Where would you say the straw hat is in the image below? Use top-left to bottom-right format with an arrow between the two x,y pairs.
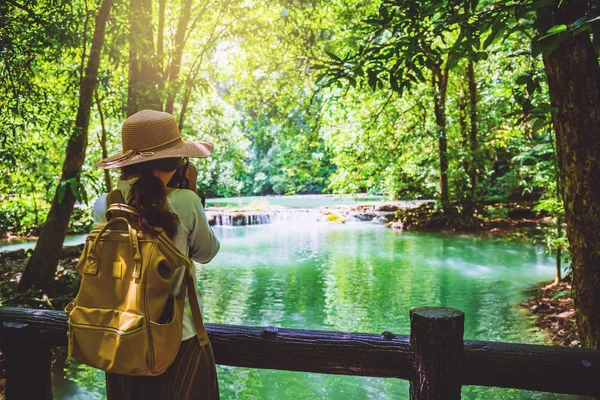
95,110 -> 213,169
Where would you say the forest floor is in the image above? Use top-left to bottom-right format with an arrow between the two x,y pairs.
519,279 -> 579,347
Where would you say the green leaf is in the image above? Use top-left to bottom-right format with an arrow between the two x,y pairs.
483,19 -> 504,49
475,51 -> 488,61
364,18 -> 385,26
532,143 -> 550,152
573,23 -> 592,36
552,291 -> 571,300
413,66 -> 425,82
522,98 -> 533,114
446,52 -> 459,70
516,74 -> 529,85
539,24 -> 567,40
69,178 -> 78,200
315,73 -> 330,86
57,180 -> 68,204
325,51 -> 341,62
368,70 -> 378,90
531,38 -> 544,58
532,118 -> 547,133
379,5 -> 389,19
390,75 -> 399,92
527,79 -> 541,95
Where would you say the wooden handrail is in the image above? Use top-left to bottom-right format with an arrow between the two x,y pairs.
1,306 -> 599,399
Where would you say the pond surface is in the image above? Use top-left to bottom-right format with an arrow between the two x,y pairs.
56,220 -> 576,399
0,234 -> 87,252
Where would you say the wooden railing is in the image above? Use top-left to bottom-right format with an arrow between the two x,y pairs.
1,306 -> 599,399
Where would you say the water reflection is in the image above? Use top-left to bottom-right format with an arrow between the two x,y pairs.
57,222 -> 576,399
199,224 -> 573,399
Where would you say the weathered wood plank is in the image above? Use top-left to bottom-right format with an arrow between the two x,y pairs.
463,339 -> 600,395
208,324 -> 413,378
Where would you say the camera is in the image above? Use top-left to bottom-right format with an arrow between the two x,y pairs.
167,157 -> 190,189
167,157 -> 206,208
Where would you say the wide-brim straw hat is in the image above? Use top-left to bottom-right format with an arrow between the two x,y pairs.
94,110 -> 213,169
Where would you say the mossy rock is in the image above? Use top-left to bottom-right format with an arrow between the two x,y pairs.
326,213 -> 347,223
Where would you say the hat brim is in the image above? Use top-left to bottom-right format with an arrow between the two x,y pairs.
94,140 -> 213,169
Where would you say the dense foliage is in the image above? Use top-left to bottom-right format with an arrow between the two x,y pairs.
1,0 -> 570,220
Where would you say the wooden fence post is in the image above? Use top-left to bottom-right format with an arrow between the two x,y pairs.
410,307 -> 464,400
2,322 -> 53,400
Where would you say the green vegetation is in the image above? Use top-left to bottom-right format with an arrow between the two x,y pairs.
1,1 -> 571,212
1,0 -> 599,348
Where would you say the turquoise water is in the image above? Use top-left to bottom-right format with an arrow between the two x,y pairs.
0,234 -> 87,252
57,221 -> 576,399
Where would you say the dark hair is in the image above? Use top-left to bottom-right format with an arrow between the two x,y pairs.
121,157 -> 183,238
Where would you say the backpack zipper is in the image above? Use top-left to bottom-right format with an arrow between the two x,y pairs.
69,321 -> 143,336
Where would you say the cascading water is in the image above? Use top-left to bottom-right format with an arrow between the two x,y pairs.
206,207 -> 397,227
206,208 -> 323,227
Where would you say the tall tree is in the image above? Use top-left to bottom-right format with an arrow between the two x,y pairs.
535,0 -> 600,347
127,0 -> 160,115
18,0 -> 114,290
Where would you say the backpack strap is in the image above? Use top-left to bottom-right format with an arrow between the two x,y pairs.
184,267 -> 210,347
106,189 -> 126,207
105,190 -> 129,221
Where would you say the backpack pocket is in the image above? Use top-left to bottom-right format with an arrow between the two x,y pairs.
148,296 -> 184,374
69,306 -> 152,375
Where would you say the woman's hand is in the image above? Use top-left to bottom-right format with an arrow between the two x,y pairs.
185,162 -> 198,194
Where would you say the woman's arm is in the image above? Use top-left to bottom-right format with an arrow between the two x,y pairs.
170,189 -> 219,264
188,194 -> 220,264
92,194 -> 108,224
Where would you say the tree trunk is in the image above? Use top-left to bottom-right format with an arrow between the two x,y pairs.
431,64 -> 451,214
95,90 -> 112,192
127,0 -> 160,116
539,1 -> 600,348
18,0 -> 113,290
464,61 -> 478,217
164,0 -> 193,115
458,87 -> 471,213
157,0 -> 165,84
555,217 -> 562,285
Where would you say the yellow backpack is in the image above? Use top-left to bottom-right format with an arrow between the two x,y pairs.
66,190 -> 208,376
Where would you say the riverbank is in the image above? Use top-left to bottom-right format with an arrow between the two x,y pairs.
0,247 -> 80,311
520,279 -> 579,347
386,201 -> 551,240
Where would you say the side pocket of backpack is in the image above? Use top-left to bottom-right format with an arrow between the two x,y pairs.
148,295 -> 184,375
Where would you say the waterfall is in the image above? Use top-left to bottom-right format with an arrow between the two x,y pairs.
207,208 -> 324,227
206,208 -> 397,227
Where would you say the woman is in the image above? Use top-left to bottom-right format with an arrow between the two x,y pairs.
93,110 -> 220,399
